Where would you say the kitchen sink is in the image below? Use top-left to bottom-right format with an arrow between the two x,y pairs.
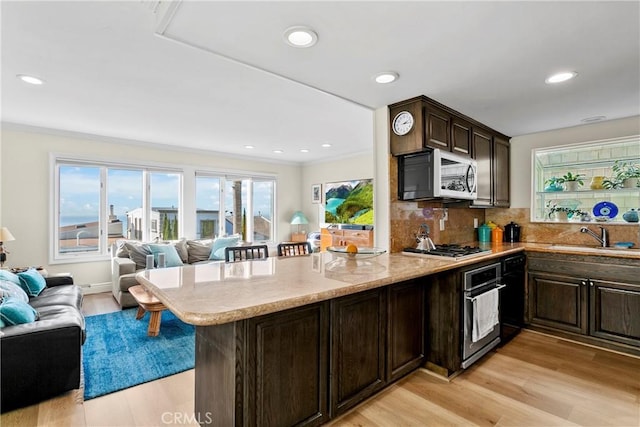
549,244 -> 640,254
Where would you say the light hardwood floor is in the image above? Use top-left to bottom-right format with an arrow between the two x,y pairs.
2,292 -> 639,426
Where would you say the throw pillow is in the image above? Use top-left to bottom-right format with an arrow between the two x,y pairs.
209,235 -> 241,261
0,297 -> 38,326
16,268 -> 47,297
124,241 -> 152,270
147,244 -> 184,268
0,270 -> 21,286
0,279 -> 29,303
186,239 -> 214,264
173,238 -> 189,263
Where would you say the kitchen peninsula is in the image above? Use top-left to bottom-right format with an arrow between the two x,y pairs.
136,245 -> 639,426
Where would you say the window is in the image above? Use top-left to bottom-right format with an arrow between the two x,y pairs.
196,173 -> 275,243
54,160 -> 182,261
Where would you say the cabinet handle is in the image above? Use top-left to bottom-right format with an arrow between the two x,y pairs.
581,280 -> 587,287
589,280 -> 594,287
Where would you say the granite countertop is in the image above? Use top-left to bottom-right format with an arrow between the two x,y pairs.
136,242 -> 638,326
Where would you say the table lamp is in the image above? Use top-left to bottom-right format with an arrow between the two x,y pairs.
290,211 -> 309,242
0,227 -> 16,268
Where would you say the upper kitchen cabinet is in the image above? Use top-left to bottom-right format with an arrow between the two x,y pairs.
470,128 -> 511,208
389,96 -> 504,158
532,136 -> 640,224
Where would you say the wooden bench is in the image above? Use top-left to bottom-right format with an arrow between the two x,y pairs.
128,285 -> 166,337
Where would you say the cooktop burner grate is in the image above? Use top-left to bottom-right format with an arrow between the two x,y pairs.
402,244 -> 490,260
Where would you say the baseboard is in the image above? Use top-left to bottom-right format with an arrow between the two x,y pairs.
79,282 -> 111,295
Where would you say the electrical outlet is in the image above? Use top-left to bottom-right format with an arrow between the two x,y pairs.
439,219 -> 446,231
474,218 -> 479,228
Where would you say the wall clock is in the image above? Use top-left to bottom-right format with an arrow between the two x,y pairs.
392,111 -> 414,136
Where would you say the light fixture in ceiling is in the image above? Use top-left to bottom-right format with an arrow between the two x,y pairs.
321,143 -> 332,148
244,145 -> 255,149
581,116 -> 607,123
300,149 -> 309,153
545,71 -> 578,84
273,149 -> 284,154
284,26 -> 318,48
17,74 -> 44,85
374,72 -> 399,84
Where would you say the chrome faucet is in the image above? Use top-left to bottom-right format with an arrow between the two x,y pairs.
580,226 -> 609,247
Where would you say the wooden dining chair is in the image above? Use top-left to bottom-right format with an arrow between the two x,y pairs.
277,242 -> 312,257
224,245 -> 269,262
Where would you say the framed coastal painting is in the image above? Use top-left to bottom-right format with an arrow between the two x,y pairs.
312,184 -> 322,204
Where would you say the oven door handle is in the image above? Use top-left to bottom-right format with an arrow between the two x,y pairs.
465,283 -> 506,301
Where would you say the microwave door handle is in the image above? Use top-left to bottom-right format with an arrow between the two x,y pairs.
466,164 -> 478,193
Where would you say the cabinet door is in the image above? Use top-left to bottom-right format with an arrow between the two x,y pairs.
528,272 -> 588,334
493,136 -> 510,207
450,117 -> 471,156
590,279 -> 640,347
387,280 -> 425,382
389,99 -> 424,156
425,106 -> 451,150
331,289 -> 386,416
341,230 -> 373,248
471,128 -> 493,207
246,303 -> 329,427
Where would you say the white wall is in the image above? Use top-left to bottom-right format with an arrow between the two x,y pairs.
510,116 -> 640,208
0,127 -> 302,287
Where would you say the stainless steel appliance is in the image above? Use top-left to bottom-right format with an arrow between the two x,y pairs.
462,262 -> 503,368
402,244 -> 491,261
398,148 -> 478,201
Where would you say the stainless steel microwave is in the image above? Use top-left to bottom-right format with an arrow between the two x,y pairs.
398,148 -> 478,201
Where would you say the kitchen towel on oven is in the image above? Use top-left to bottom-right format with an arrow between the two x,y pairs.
472,288 -> 499,342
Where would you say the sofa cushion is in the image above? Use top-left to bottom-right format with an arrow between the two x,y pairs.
17,268 -> 46,297
0,280 -> 29,303
0,297 -> 38,326
173,238 -> 188,263
30,285 -> 83,311
0,270 -> 21,286
124,241 -> 152,270
209,235 -> 242,260
148,243 -> 184,267
187,239 -> 214,263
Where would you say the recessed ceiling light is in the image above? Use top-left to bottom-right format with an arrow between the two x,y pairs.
581,116 -> 606,123
284,26 -> 318,48
273,149 -> 284,154
244,145 -> 255,149
545,71 -> 577,84
17,74 -> 44,85
374,72 -> 399,84
321,143 -> 332,148
300,149 -> 310,153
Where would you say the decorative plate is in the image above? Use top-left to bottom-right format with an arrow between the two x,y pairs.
592,201 -> 618,219
327,246 -> 386,259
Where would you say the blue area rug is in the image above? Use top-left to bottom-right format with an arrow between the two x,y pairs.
82,308 -> 195,400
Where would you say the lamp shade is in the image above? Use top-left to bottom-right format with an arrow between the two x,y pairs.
290,211 -> 309,225
0,227 -> 15,242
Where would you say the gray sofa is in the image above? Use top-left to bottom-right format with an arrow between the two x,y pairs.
111,237 -> 240,308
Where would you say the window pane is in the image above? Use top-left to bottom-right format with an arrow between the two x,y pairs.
150,172 -> 181,240
196,176 -> 221,239
108,169 -> 142,243
253,180 -> 274,242
58,165 -> 100,254
225,179 -> 247,238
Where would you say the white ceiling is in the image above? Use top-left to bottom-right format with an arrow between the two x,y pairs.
2,1 -> 639,164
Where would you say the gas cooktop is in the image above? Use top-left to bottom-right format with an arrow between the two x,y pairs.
402,244 -> 491,261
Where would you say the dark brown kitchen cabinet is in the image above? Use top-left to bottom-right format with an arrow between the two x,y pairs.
527,271 -> 588,334
387,280 -> 426,382
471,128 -> 511,207
330,289 -> 386,417
245,302 -> 329,427
526,252 -> 640,355
424,106 -> 451,150
590,279 -> 640,347
450,117 -> 472,156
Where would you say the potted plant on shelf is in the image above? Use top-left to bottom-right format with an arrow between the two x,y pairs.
546,201 -> 584,222
558,172 -> 585,191
544,177 -> 564,192
603,160 -> 640,189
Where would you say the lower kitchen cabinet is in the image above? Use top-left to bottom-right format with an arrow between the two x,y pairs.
387,279 -> 426,382
330,288 -> 386,417
246,302 -> 330,427
526,252 -> 640,354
